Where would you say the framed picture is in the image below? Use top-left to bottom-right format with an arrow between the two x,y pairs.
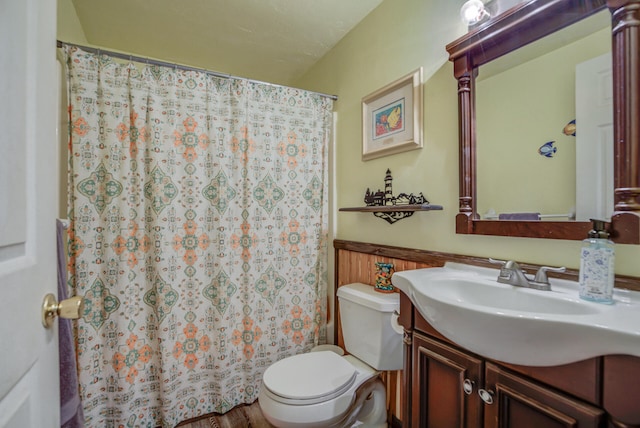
362,68 -> 423,161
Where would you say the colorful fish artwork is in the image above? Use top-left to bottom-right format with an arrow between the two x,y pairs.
374,99 -> 405,139
563,119 -> 576,136
538,141 -> 557,158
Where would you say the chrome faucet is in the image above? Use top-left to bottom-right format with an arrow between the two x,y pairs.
489,259 -> 565,291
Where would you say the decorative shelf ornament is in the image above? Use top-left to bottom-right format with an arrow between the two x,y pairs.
339,169 -> 443,224
374,262 -> 395,292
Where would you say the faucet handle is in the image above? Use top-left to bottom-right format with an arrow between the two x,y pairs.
533,266 -> 566,284
489,258 -> 523,271
490,259 -> 523,282
503,260 -> 522,270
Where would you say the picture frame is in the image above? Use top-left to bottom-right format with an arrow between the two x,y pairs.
362,68 -> 423,161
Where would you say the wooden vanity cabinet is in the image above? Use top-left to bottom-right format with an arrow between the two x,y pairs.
401,293 -> 609,428
410,332 -> 604,428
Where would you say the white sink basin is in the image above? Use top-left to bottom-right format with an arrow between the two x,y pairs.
392,262 -> 640,366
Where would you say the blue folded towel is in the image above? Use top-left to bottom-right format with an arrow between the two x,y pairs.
498,213 -> 541,220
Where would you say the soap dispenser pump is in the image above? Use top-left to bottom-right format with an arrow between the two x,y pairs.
579,219 -> 615,304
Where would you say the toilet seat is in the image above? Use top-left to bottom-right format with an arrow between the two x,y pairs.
262,351 -> 357,405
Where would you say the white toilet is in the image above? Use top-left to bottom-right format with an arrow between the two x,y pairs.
258,283 -> 403,427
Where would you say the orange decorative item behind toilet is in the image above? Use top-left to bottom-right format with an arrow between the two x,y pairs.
374,262 -> 395,293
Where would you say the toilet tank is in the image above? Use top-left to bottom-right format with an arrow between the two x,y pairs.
337,283 -> 403,371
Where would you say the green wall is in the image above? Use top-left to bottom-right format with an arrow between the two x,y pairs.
295,0 -> 640,277
57,0 -> 87,44
57,0 -> 640,276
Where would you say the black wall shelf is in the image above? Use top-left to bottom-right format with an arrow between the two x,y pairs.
339,204 -> 443,224
339,204 -> 443,213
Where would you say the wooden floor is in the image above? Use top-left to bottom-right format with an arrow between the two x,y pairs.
176,401 -> 275,428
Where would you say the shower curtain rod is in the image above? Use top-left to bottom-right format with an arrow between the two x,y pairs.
57,40 -> 338,101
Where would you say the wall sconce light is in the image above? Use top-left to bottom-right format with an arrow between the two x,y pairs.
460,0 -> 490,26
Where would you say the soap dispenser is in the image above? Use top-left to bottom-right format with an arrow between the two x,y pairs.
579,219 -> 615,304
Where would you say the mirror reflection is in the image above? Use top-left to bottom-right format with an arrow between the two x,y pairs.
475,10 -> 611,222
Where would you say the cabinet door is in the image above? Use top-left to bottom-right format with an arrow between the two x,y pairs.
412,333 -> 484,428
484,363 -> 605,428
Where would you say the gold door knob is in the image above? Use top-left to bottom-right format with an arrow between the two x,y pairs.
41,293 -> 85,328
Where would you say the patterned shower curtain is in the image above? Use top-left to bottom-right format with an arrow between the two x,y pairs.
63,46 -> 332,428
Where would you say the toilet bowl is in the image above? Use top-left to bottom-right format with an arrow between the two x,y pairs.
259,352 -> 385,427
259,283 -> 403,428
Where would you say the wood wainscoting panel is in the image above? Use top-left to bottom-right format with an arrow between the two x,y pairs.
334,241 -> 441,425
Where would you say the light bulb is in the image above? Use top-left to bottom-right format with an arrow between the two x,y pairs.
460,0 -> 489,26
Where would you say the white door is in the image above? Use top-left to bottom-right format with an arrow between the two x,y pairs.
0,0 -> 60,426
575,52 -> 614,222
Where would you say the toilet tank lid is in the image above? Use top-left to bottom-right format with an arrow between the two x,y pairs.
337,283 -> 399,312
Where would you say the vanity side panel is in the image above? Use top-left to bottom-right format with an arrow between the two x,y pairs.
603,355 -> 640,426
399,293 -> 414,428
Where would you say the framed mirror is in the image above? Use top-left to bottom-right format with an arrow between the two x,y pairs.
446,0 -> 640,243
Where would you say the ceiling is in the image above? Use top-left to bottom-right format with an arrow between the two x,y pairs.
70,0 -> 385,86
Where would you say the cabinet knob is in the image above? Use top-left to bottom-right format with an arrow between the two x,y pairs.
478,388 -> 494,404
463,378 -> 475,395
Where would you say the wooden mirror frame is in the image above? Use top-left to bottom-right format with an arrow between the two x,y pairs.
446,0 -> 640,243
